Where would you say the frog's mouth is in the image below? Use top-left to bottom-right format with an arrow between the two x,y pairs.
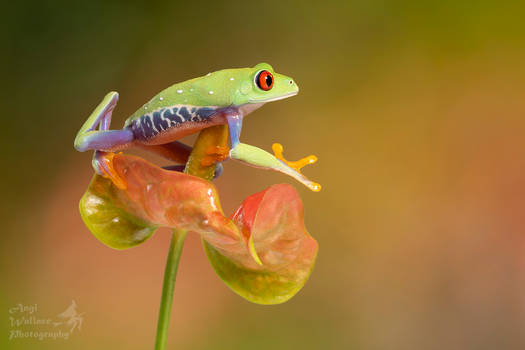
248,91 -> 298,103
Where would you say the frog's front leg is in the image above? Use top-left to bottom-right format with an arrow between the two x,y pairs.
196,108 -> 241,168
74,92 -> 134,189
226,112 -> 321,192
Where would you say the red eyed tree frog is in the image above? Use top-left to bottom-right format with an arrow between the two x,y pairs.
74,63 -> 320,191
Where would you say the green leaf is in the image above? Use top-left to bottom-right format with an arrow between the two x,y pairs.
79,174 -> 158,249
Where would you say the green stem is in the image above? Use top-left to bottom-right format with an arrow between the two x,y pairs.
154,229 -> 187,350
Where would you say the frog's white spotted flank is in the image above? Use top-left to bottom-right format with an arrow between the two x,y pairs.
177,89 -> 183,94
130,105 -> 219,141
230,77 -> 234,81
209,91 -> 214,95
159,97 -> 164,101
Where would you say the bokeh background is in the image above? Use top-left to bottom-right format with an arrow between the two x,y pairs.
3,0 -> 525,349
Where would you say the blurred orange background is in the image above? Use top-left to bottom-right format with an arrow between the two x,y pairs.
3,1 -> 525,349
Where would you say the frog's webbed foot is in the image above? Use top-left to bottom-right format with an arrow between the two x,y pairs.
229,143 -> 322,192
272,143 -> 318,174
271,143 -> 321,192
93,151 -> 128,190
201,145 -> 230,167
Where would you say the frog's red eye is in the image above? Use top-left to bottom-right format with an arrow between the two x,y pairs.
256,70 -> 274,91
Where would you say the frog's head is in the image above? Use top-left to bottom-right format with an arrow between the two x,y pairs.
232,63 -> 299,107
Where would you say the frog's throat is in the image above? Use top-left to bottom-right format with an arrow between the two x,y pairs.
238,102 -> 264,116
247,91 -> 298,103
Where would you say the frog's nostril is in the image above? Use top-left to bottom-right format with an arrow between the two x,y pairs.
289,80 -> 293,85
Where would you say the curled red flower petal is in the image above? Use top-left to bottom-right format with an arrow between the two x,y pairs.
80,153 -> 318,304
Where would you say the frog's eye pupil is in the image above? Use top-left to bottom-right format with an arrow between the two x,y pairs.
265,75 -> 273,87
256,70 -> 274,91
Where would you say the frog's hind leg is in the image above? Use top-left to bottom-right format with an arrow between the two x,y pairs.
74,92 -> 134,189
137,141 -> 192,164
74,92 -> 134,152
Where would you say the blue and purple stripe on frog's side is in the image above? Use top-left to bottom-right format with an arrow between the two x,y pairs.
126,105 -> 217,140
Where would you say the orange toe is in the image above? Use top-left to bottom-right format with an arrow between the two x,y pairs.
201,145 -> 230,167
100,152 -> 128,190
272,143 -> 318,174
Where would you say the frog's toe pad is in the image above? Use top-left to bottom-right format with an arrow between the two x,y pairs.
272,143 -> 318,173
93,151 -> 128,190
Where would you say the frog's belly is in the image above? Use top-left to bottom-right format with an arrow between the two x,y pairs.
127,106 -> 227,145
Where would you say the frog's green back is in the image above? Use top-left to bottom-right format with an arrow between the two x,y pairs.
127,67 -> 251,122
126,63 -> 298,124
